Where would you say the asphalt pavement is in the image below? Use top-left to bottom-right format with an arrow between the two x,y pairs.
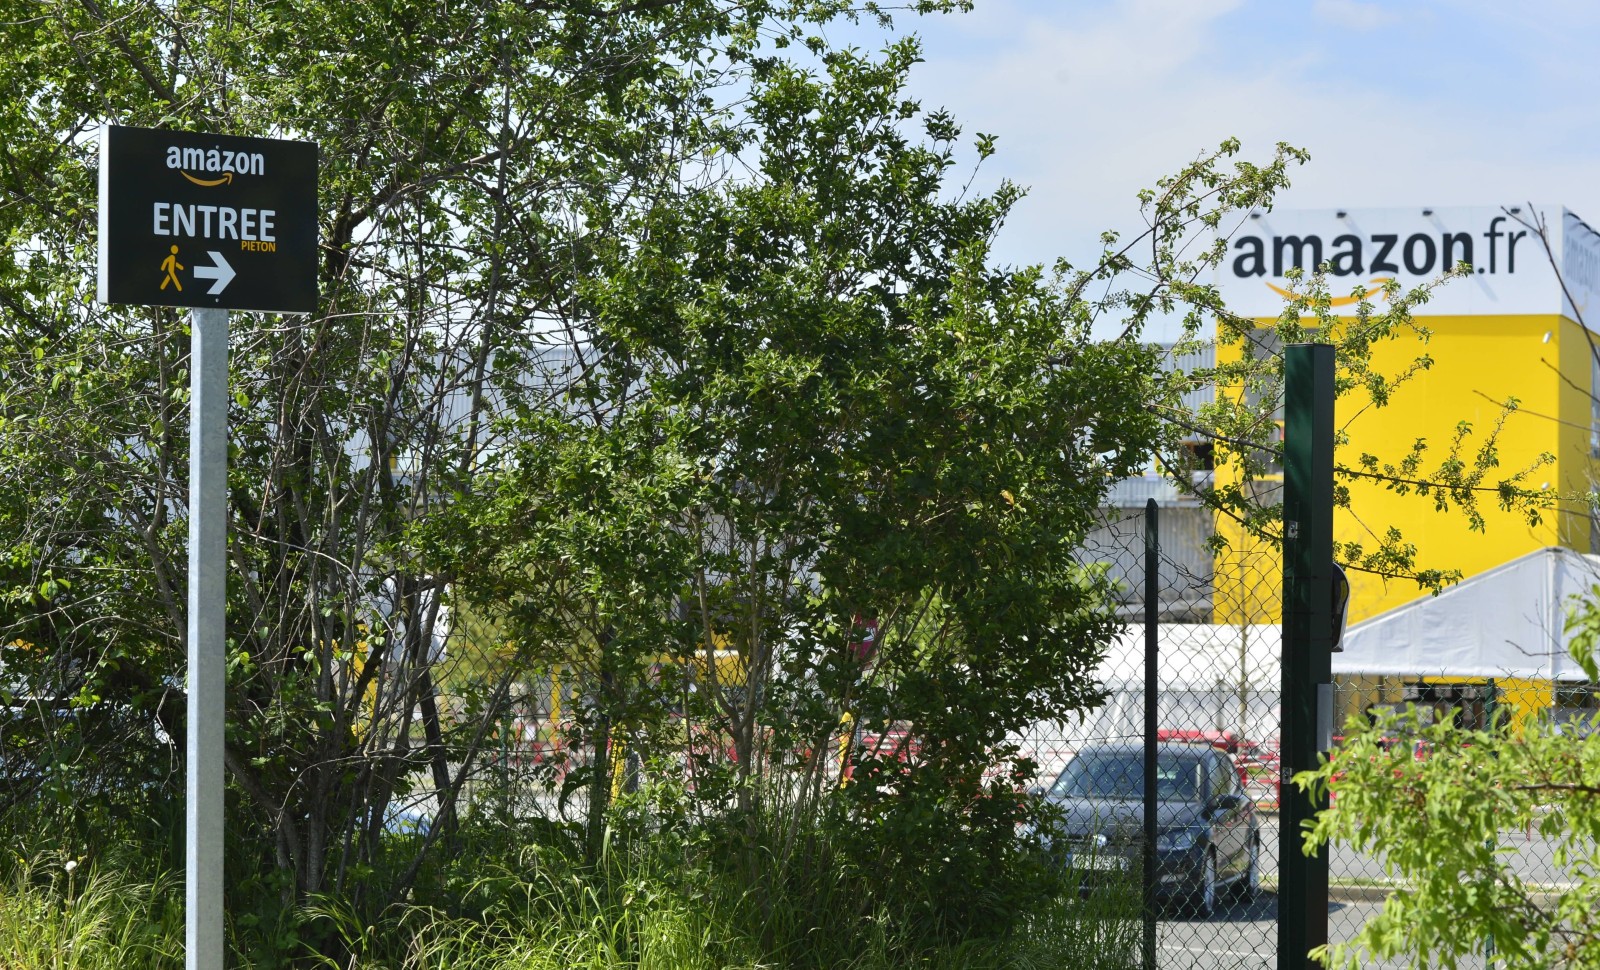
1147,815 -> 1573,970
1256,814 -> 1574,890
1157,895 -> 1415,970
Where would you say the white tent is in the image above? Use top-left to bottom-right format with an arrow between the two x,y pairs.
1018,549 -> 1600,778
1335,546 -> 1598,681
1017,624 -> 1283,780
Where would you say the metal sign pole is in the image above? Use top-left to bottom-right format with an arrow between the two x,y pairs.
1278,342 -> 1334,970
97,123 -> 315,969
186,306 -> 228,970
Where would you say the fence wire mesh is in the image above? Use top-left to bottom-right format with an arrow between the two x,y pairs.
1013,488 -> 1283,970
1022,484 -> 1594,970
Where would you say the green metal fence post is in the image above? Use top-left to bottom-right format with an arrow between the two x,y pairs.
1143,498 -> 1159,970
1279,343 -> 1334,970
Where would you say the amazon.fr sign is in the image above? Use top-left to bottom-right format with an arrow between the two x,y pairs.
97,125 -> 318,314
1216,205 -> 1600,320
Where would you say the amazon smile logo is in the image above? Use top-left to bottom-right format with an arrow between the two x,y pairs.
181,170 -> 234,186
1264,277 -> 1393,306
166,145 -> 264,185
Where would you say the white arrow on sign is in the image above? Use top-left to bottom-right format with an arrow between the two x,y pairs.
193,251 -> 235,296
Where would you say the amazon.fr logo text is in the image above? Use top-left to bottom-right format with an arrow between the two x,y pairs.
1232,216 -> 1530,281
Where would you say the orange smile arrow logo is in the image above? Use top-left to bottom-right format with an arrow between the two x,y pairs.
180,170 -> 233,187
1265,277 -> 1392,307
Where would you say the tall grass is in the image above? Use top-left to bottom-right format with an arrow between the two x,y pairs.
1019,874 -> 1145,970
0,835 -> 1141,970
305,822 -> 1144,970
0,855 -> 181,970
298,839 -> 760,970
400,881 -> 1142,970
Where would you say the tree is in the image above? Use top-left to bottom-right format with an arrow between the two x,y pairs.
1299,689 -> 1600,970
0,0 -> 1306,945
436,41 -> 1319,939
7,0 -> 1484,961
0,0 -> 975,936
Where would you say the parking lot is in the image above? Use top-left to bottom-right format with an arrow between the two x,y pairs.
1149,813 -> 1571,970
1160,895 -> 1419,970
1257,814 -> 1572,891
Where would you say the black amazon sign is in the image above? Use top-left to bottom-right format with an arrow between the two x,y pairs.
96,125 -> 318,314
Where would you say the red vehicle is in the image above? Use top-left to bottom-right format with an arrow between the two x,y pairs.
842,720 -> 921,782
1155,728 -> 1239,753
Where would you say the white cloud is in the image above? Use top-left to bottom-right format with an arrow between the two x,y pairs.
1312,0 -> 1399,31
907,2 -> 1319,263
905,1 -> 1600,295
871,0 -> 1600,340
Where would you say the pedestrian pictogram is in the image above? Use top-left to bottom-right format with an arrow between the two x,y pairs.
161,245 -> 184,291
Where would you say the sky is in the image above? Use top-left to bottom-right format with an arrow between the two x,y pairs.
823,0 -> 1600,337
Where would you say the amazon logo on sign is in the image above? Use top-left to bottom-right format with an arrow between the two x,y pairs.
1232,216 -> 1532,290
1264,277 -> 1393,307
166,145 -> 264,185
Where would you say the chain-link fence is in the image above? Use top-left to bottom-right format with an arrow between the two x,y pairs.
1013,484 -> 1283,970
408,477 -> 1283,970
1018,482 -> 1600,970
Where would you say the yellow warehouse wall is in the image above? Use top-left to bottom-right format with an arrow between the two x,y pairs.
1215,312 -> 1598,627
1557,315 -> 1600,550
